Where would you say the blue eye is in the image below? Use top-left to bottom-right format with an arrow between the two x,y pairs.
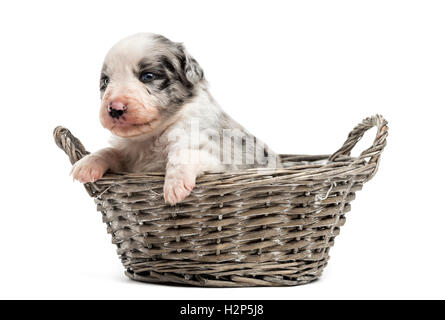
140,72 -> 155,83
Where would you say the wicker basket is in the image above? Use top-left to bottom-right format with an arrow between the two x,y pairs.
54,115 -> 388,287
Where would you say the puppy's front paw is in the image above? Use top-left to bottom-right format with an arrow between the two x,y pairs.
164,176 -> 196,205
71,155 -> 108,183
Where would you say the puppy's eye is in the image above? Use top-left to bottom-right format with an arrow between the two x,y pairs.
140,72 -> 155,83
100,76 -> 109,90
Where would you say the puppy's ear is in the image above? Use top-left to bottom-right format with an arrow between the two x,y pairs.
177,43 -> 204,85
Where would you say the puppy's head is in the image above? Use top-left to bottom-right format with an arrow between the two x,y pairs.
99,33 -> 205,137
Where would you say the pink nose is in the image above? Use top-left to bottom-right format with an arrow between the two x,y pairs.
108,100 -> 128,119
108,101 -> 128,111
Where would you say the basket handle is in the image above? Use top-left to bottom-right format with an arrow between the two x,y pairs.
54,126 -> 98,197
329,115 -> 388,167
53,126 -> 89,164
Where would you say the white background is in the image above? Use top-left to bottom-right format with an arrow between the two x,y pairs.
0,0 -> 444,300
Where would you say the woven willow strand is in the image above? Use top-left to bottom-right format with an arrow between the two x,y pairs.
54,115 -> 388,287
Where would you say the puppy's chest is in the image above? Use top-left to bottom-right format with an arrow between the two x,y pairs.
120,137 -> 168,173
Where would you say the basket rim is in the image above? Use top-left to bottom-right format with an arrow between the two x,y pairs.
92,154 -> 364,180
54,115 -> 388,195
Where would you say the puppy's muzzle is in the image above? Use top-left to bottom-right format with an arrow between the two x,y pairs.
108,101 -> 128,119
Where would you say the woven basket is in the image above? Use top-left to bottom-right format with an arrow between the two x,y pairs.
54,115 -> 388,287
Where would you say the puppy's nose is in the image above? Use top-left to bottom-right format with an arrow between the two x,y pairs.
108,101 -> 128,119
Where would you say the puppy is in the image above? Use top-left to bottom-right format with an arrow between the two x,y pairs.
71,33 -> 281,205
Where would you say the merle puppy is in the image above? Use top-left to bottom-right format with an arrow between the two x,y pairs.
71,33 -> 280,204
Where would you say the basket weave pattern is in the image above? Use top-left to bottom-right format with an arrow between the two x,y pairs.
54,115 -> 388,287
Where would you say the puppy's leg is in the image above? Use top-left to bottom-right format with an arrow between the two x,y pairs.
164,164 -> 197,205
163,149 -> 220,205
71,148 -> 122,183
163,148 -> 200,205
